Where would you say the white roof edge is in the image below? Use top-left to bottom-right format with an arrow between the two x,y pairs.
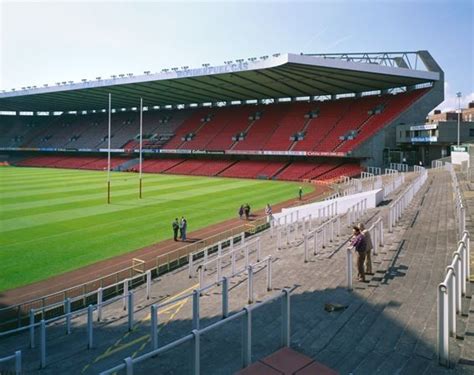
287,53 -> 440,81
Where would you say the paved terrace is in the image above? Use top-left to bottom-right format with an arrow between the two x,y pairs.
0,169 -> 467,374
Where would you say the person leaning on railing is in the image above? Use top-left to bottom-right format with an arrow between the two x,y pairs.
348,226 -> 367,282
358,222 -> 373,275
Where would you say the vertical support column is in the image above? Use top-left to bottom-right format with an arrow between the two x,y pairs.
87,305 -> 93,349
217,258 -> 222,284
151,304 -> 158,350
123,278 -> 129,310
242,307 -> 252,368
188,253 -> 194,278
128,292 -> 134,331
267,257 -> 273,291
257,238 -> 261,262
304,235 -> 308,263
222,277 -> 229,318
245,247 -> 249,269
281,289 -> 290,347
65,298 -> 71,335
277,229 -> 282,250
218,242 -> 222,257
193,289 -> 200,330
198,266 -> 204,290
146,270 -> 152,300
231,251 -> 236,275
247,266 -> 254,304
204,249 -> 208,268
125,357 -> 133,375
456,259 -> 462,313
347,248 -> 353,291
29,309 -> 35,348
192,330 -> 200,375
14,351 -> 21,375
97,287 -> 103,322
448,271 -> 456,336
40,320 -> 46,368
241,232 -> 245,245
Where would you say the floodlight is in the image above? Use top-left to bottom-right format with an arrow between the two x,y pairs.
21,87 -> 26,90
248,57 -> 257,62
27,86 -> 31,89
260,56 -> 268,60
81,79 -> 87,82
68,81 -> 73,84
111,75 -> 117,79
119,74 -> 125,78
33,85 -> 37,88
62,81 -> 67,85
273,53 -> 280,57
127,73 -> 133,77
43,84 -> 49,87
171,67 -> 179,71
144,71 -> 151,75
96,77 -> 101,80
56,82 -> 61,86
236,59 -> 244,63
202,63 -> 210,67
162,69 -> 169,73
11,88 -> 15,91
181,66 -> 189,70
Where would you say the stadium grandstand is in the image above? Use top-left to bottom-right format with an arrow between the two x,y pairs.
0,51 -> 443,181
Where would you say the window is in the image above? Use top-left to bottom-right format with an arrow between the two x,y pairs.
469,128 -> 474,137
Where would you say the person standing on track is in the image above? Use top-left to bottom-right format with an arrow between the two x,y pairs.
181,216 -> 187,241
265,203 -> 273,221
358,222 -> 373,275
299,186 -> 303,200
172,218 -> 179,241
239,205 -> 244,219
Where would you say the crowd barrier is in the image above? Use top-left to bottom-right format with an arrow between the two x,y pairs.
367,166 -> 382,175
438,231 -> 470,366
389,163 -> 409,172
100,289 -> 291,375
383,173 -> 405,199
388,168 -> 427,232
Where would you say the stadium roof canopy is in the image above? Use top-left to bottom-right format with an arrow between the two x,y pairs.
0,51 -> 440,113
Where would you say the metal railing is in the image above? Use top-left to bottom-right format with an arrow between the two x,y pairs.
389,162 -> 409,172
438,231 -> 470,366
0,222 -> 264,332
0,350 -> 21,375
367,166 -> 382,175
388,168 -> 427,232
100,288 -> 291,375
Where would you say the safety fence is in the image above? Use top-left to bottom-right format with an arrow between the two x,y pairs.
389,162 -> 409,172
383,173 -> 406,199
0,221 -> 267,333
367,166 -> 382,175
99,288 -> 291,375
438,231 -> 470,366
432,160 -> 445,169
388,168 -> 428,232
0,350 -> 21,375
275,200 -> 338,226
302,215 -> 343,262
0,246 -> 274,370
346,217 -> 385,291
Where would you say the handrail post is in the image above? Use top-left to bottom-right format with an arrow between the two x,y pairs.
40,319 -> 46,368
438,284 -> 449,366
87,305 -> 94,349
281,289 -> 290,347
277,228 -> 282,250
151,304 -> 158,350
188,253 -> 194,278
192,289 -> 200,330
192,329 -> 200,375
14,350 -> 21,375
304,235 -> 308,263
217,258 -> 222,285
447,268 -> 456,336
65,298 -> 71,334
257,238 -> 261,262
146,270 -> 152,300
125,357 -> 133,375
97,287 -> 103,322
242,307 -> 252,368
198,266 -> 204,290
128,292 -> 134,331
123,278 -> 129,310
247,266 -> 254,304
222,277 -> 229,318
346,248 -> 353,291
231,251 -> 236,275
29,309 -> 35,348
267,257 -> 273,291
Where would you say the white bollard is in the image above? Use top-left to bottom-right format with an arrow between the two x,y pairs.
346,248 -> 353,291
247,266 -> 254,304
146,270 -> 152,300
97,287 -> 103,322
123,279 -> 129,310
267,257 -> 273,291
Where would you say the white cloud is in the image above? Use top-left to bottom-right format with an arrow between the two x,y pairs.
433,81 -> 474,113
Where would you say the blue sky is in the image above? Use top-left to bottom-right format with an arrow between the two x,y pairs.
1,0 -> 473,111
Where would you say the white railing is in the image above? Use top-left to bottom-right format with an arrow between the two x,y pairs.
100,289 -> 291,375
367,166 -> 382,175
187,232 -> 246,277
0,351 -> 21,375
346,217 -> 385,290
384,168 -> 399,175
346,198 -> 368,226
383,173 -> 406,199
432,160 -> 445,169
438,231 -> 470,366
389,162 -> 409,172
388,168 -> 428,232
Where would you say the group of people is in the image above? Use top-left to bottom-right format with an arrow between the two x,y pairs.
348,222 -> 373,282
172,217 -> 188,241
238,204 -> 251,220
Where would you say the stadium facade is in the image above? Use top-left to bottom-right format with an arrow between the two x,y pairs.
0,51 -> 444,179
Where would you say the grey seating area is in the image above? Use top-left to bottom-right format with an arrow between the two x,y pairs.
0,169 -> 471,375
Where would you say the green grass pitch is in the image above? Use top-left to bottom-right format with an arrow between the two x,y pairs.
0,166 -> 313,292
